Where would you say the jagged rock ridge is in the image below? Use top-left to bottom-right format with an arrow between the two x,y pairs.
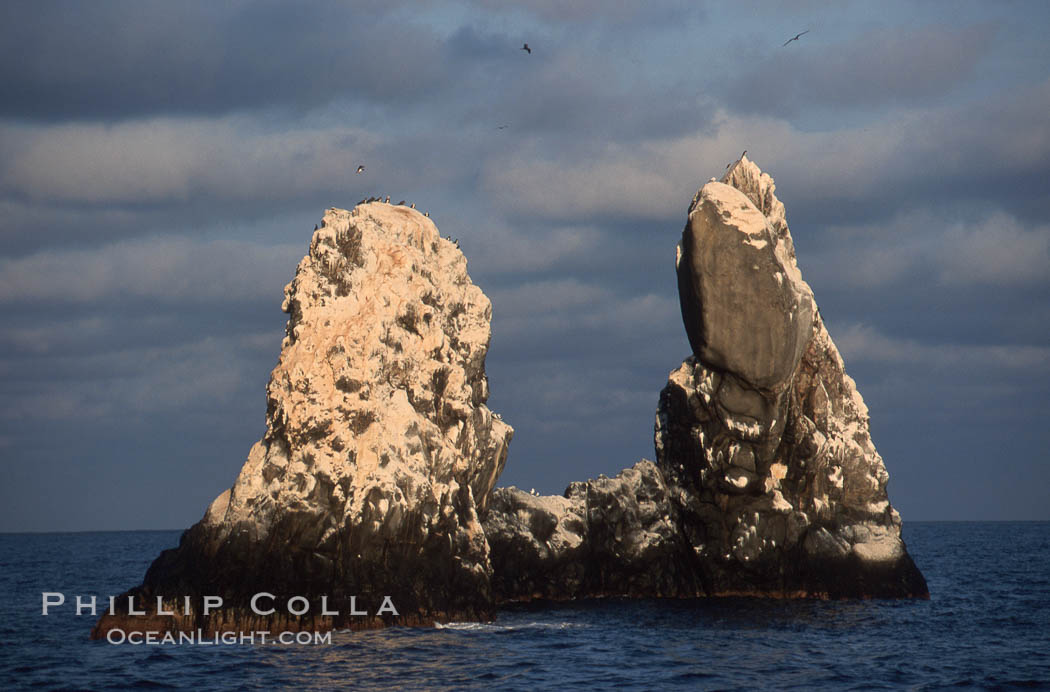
93,203 -> 512,638
484,157 -> 928,600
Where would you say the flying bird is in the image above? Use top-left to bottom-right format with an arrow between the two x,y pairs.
356,165 -> 365,174
496,125 -> 509,130
783,30 -> 809,46
522,43 -> 531,54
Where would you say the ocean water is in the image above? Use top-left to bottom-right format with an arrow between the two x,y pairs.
1,522 -> 1048,691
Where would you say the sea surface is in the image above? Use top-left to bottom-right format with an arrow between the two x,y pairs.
1,522 -> 1048,691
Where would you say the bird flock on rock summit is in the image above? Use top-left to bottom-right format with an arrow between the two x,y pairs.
345,29 -> 809,233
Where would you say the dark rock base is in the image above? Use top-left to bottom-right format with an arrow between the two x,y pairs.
91,517 -> 496,639
484,461 -> 928,605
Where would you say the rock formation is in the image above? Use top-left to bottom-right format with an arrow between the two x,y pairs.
93,156 -> 926,640
485,157 -> 928,600
93,203 -> 512,638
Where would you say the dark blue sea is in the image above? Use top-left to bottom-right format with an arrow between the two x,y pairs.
1,522 -> 1048,691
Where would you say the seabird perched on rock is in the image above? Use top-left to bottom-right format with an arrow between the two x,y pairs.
397,200 -> 405,205
385,196 -> 390,203
522,43 -> 531,54
356,165 -> 365,174
314,224 -> 318,231
424,212 -> 430,217
782,30 -> 809,46
410,203 -> 416,209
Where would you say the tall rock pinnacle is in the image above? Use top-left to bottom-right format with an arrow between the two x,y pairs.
658,156 -> 926,596
485,156 -> 927,600
94,202 -> 513,638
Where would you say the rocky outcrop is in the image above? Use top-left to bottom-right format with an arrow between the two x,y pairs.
93,203 -> 512,638
486,461 -> 703,600
92,157 -> 925,639
484,157 -> 928,600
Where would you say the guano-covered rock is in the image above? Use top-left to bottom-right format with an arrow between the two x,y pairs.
93,202 -> 513,638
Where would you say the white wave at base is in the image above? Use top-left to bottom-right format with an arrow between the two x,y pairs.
434,621 -> 586,632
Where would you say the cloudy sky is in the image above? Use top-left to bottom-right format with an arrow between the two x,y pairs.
2,1 -> 1048,532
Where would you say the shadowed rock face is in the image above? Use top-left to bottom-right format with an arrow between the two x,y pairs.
93,203 -> 512,638
486,461 -> 705,601
678,179 -> 813,390
484,157 -> 928,600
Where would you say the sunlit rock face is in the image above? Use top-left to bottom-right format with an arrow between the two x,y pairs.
94,203 -> 513,638
485,157 -> 927,600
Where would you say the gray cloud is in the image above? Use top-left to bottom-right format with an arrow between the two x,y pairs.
836,322 -> 1050,371
0,235 -> 302,304
465,0 -> 704,27
801,211 -> 1050,291
939,215 -> 1050,286
726,22 -> 999,115
490,278 -> 680,358
0,0 -> 453,121
0,331 -> 275,421
468,221 -> 603,275
0,118 -> 379,205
